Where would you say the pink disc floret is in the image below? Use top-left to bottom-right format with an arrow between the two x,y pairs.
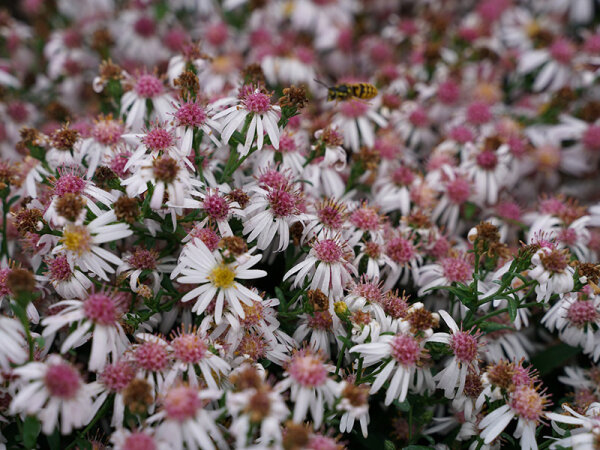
45,363 -> 81,399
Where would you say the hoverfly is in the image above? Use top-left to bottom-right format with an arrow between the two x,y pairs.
314,79 -> 378,102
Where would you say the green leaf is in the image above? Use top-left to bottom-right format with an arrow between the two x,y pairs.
531,343 -> 580,376
396,399 -> 410,412
23,416 -> 41,449
384,440 -> 396,450
479,322 -> 514,333
507,297 -> 518,322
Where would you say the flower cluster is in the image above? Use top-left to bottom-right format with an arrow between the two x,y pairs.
0,0 -> 600,449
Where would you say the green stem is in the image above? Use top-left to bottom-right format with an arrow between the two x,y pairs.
1,197 -> 8,259
469,301 -> 539,327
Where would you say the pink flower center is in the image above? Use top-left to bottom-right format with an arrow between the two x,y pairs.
135,341 -> 169,371
7,102 -> 29,123
382,294 -> 409,319
307,311 -> 333,330
259,169 -> 288,189
92,120 -> 123,146
353,281 -> 381,303
584,34 -> 600,53
582,125 -> 600,152
558,228 -> 577,246
450,331 -> 479,362
438,80 -> 460,104
123,432 -> 156,450
392,166 -> 415,186
203,194 -> 229,221
44,363 -> 81,399
101,361 -> 136,392
83,293 -> 119,325
550,38 -> 575,64
0,268 -> 11,296
164,386 -> 201,421
288,354 -> 328,387
510,385 -> 545,422
110,153 -> 131,177
135,75 -> 163,98
466,102 -> 492,125
191,227 -> 220,252
567,301 -> 598,327
450,126 -> 474,143
240,302 -> 264,327
497,202 -> 521,221
340,99 -> 369,118
48,256 -> 72,281
313,239 -> 343,263
142,127 -> 174,151
62,29 -> 82,48
476,150 -> 498,170
409,107 -> 429,127
134,17 -> 156,38
128,248 -> 157,270
441,257 -> 471,283
446,178 -> 471,204
350,207 -> 380,230
317,206 -> 344,230
390,334 -> 421,366
237,333 -> 268,360
278,134 -> 296,153
386,236 -> 416,265
171,334 -> 209,363
206,22 -> 229,46
307,436 -> 339,450
54,174 -> 86,196
268,189 -> 296,217
244,92 -> 271,114
175,102 -> 207,127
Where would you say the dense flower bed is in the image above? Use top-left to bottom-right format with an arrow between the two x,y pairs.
0,0 -> 600,449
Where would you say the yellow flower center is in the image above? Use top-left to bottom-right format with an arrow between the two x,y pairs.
61,225 -> 91,255
210,264 -> 236,289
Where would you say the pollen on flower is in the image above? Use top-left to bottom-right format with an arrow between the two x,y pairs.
350,206 -> 380,230
510,385 -> 547,422
203,193 -> 229,221
83,293 -> 119,325
92,116 -> 123,145
382,291 -> 409,319
54,172 -> 86,196
240,301 -> 264,326
441,255 -> 471,283
128,247 -> 158,270
386,236 -> 416,265
364,241 -> 382,259
268,188 -> 297,217
135,341 -> 169,371
44,363 -> 81,399
101,360 -> 136,392
61,224 -> 92,255
312,238 -> 344,263
123,432 -> 156,450
316,200 -> 346,230
174,101 -> 207,127
190,227 -> 221,251
353,278 -> 382,303
47,255 -> 72,281
450,331 -> 480,362
210,264 -> 236,289
567,300 -> 598,327
307,310 -> 333,330
540,248 -> 569,273
287,350 -> 328,387
163,386 -> 201,422
244,91 -> 272,114
171,332 -> 209,363
142,127 -> 174,151
135,74 -> 163,98
390,334 -> 421,366
237,333 -> 268,361
152,156 -> 179,183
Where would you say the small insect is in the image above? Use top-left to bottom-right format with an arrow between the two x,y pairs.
314,79 -> 378,102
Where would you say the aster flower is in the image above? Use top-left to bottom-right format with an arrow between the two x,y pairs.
418,251 -> 473,297
335,380 -> 371,438
276,348 -> 339,428
98,360 -> 138,428
171,238 -> 267,323
284,236 -> 356,299
116,247 -> 174,295
547,403 -> 600,449
529,245 -> 575,302
42,291 -> 130,371
332,98 -> 387,152
79,115 -> 126,178
350,324 -> 431,405
121,73 -> 174,131
212,85 -> 281,155
10,355 -> 103,435
52,210 -> 133,281
171,99 -> 221,157
428,310 -> 484,398
148,385 -> 227,450
109,427 -> 170,450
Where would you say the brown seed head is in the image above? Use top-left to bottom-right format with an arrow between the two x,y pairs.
55,193 -> 86,222
307,289 -> 329,312
122,378 -> 153,415
280,85 -> 308,109
114,196 -> 140,224
7,268 -> 36,295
